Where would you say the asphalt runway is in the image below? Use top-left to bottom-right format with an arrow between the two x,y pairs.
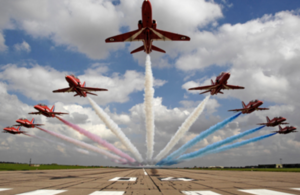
0,168 -> 300,195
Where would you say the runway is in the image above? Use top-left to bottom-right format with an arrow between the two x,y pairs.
0,168 -> 299,195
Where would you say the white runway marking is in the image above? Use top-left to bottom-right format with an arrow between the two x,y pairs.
0,188 -> 12,192
160,177 -> 194,181
89,191 -> 125,195
109,177 -> 137,181
182,191 -> 222,195
143,168 -> 148,175
16,189 -> 67,195
239,189 -> 296,195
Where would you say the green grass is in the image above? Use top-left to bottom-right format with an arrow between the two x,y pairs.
0,164 -> 105,171
192,168 -> 300,172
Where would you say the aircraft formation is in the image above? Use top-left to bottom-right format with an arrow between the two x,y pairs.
3,0 -> 297,166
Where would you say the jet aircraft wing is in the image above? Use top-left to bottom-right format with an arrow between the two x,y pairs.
28,112 -> 41,115
189,85 -> 216,91
53,87 -> 74,93
77,87 -> 108,92
151,29 -> 190,41
50,112 -> 68,115
228,108 -> 246,112
222,84 -> 245,90
105,29 -> 144,42
256,108 -> 269,111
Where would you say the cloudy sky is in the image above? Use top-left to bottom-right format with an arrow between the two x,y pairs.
0,0 -> 300,167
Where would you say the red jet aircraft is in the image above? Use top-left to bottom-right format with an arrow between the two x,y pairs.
228,100 -> 269,114
29,104 -> 68,118
53,75 -> 107,97
257,116 -> 289,127
189,72 -> 244,95
274,125 -> 297,134
105,0 -> 190,54
14,118 -> 43,128
3,126 -> 25,134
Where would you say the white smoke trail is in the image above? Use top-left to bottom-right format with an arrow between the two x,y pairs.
37,127 -> 127,164
88,97 -> 143,163
144,54 -> 155,162
154,95 -> 210,163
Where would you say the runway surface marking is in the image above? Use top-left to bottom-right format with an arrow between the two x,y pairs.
182,191 -> 221,195
109,177 -> 137,181
143,168 -> 148,175
239,189 -> 296,195
291,188 -> 300,191
89,191 -> 125,195
159,177 -> 195,181
0,188 -> 12,192
16,189 -> 67,195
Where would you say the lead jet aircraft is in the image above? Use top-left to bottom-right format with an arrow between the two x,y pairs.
105,0 -> 190,54
257,116 -> 289,127
53,75 -> 107,97
274,125 -> 297,134
3,126 -> 25,134
228,100 -> 269,114
189,72 -> 244,95
29,104 -> 68,118
14,118 -> 43,128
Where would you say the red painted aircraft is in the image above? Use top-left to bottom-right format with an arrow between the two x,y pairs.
189,72 -> 244,95
53,75 -> 107,97
14,118 -> 43,128
228,100 -> 269,114
29,104 -> 68,118
3,126 -> 25,134
105,0 -> 190,54
257,116 -> 289,127
274,125 -> 297,134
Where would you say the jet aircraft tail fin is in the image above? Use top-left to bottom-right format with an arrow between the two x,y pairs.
82,82 -> 86,87
131,46 -> 144,54
242,101 -> 246,108
151,45 -> 166,53
266,116 -> 270,122
31,118 -> 35,124
279,125 -> 283,131
211,79 -> 214,85
86,92 -> 97,96
51,105 -> 55,112
18,126 -> 21,131
200,90 -> 211,94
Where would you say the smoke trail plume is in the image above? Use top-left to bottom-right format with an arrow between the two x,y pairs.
56,116 -> 136,163
144,54 -> 155,162
154,95 -> 210,163
157,112 -> 242,165
88,97 -> 143,163
25,133 -> 92,155
165,133 -> 277,166
177,125 -> 265,161
36,127 -> 127,164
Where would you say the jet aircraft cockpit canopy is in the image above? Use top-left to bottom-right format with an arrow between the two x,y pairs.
218,72 -> 225,77
279,117 -> 282,119
19,118 -> 25,120
70,74 -> 78,79
38,104 -> 46,106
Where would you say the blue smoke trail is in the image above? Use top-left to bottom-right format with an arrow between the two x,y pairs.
156,112 -> 242,165
178,125 -> 265,161
162,133 -> 277,166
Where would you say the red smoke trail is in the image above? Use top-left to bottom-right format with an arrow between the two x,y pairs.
56,116 -> 136,163
36,127 -> 128,164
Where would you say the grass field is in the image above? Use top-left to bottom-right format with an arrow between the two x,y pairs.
193,168 -> 300,172
0,164 -> 105,171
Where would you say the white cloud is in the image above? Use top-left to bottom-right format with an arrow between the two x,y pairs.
0,63 -> 166,105
14,41 -> 31,52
